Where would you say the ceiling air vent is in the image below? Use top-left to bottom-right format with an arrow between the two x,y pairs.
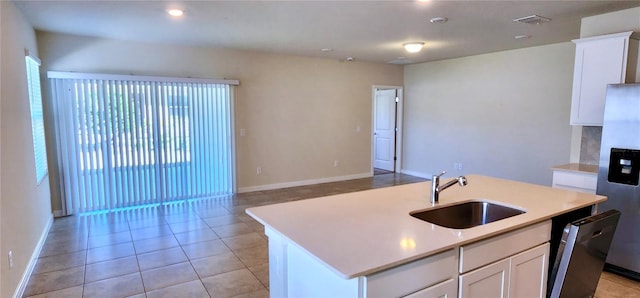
513,15 -> 551,25
388,58 -> 413,65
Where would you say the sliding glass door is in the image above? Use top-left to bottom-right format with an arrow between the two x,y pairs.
49,72 -> 237,214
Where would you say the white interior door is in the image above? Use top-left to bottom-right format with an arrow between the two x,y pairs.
373,89 -> 396,171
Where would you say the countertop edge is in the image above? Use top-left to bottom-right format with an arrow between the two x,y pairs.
246,208 -> 358,279
552,163 -> 599,175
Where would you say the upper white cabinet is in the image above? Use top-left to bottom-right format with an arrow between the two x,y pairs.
570,31 -> 639,126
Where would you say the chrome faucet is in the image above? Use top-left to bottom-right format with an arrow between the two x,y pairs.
431,171 -> 467,204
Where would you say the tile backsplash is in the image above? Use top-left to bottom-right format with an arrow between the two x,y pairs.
580,126 -> 602,165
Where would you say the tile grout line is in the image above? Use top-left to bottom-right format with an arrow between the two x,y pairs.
179,210 -> 215,298
127,216 -> 147,297
78,217 -> 92,298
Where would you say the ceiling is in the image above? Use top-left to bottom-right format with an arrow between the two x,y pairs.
14,0 -> 640,64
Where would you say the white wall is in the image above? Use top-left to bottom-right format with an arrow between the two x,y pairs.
0,2 -> 3,295
36,32 -> 403,210
580,7 -> 640,38
403,43 -> 575,185
1,2 -> 53,297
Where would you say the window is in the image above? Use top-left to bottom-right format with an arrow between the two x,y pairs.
49,72 -> 238,213
75,82 -> 192,170
25,55 -> 48,184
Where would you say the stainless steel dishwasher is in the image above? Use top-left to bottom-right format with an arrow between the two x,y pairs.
548,209 -> 621,298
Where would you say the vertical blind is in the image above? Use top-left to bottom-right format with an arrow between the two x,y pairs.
49,72 -> 238,214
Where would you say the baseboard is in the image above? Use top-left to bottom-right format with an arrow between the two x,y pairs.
53,209 -> 64,218
400,169 -> 431,179
237,172 -> 372,193
13,213 -> 53,298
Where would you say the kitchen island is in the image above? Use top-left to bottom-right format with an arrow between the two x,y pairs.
246,175 -> 606,297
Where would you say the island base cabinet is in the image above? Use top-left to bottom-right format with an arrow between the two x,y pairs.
266,227 -> 457,298
459,243 -> 550,298
509,243 -> 549,298
286,238 -> 359,297
404,278 -> 458,298
459,258 -> 510,298
267,227 -> 359,298
365,249 -> 457,297
265,221 -> 550,298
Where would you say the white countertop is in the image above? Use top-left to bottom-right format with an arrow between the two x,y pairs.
246,175 -> 606,279
552,163 -> 599,175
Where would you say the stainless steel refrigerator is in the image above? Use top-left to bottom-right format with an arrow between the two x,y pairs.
596,83 -> 640,280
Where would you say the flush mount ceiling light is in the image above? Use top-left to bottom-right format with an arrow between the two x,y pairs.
403,42 -> 425,53
167,8 -> 184,17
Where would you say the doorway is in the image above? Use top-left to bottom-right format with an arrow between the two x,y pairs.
372,86 -> 403,175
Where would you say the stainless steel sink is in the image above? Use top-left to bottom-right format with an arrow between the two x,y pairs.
410,201 -> 525,229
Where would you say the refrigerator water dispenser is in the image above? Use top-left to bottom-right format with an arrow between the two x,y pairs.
608,148 -> 640,186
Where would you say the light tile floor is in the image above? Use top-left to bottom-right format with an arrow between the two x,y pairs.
24,173 -> 425,297
23,173 -> 640,297
595,271 -> 640,298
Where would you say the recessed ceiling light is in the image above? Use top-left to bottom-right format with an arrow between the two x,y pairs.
167,9 -> 184,17
515,35 -> 531,40
321,48 -> 333,52
403,42 -> 425,53
430,17 -> 448,24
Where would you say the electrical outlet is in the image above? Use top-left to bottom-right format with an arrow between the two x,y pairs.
333,160 -> 339,167
256,166 -> 262,175
454,162 -> 464,171
240,128 -> 246,137
8,250 -> 13,269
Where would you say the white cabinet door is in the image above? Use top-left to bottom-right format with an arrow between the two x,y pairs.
570,31 -> 635,125
404,278 -> 457,298
509,243 -> 550,298
459,258 -> 510,298
460,243 -> 549,298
